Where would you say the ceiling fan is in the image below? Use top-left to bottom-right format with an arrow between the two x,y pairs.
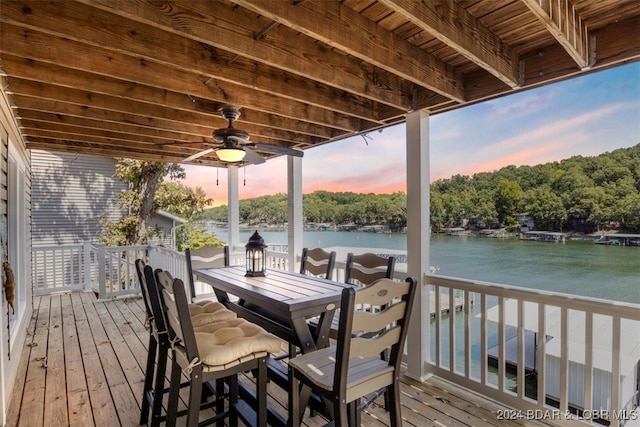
183,105 -> 304,164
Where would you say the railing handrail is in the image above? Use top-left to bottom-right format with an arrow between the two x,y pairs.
428,273 -> 640,319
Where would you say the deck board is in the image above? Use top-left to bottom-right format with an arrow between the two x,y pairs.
46,295 -> 69,426
75,292 -> 121,426
19,295 -> 48,427
7,292 -> 555,427
61,293 -> 93,427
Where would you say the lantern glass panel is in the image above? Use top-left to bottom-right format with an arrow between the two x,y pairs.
245,230 -> 267,277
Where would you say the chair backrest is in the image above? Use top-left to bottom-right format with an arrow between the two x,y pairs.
185,246 -> 229,299
344,252 -> 395,286
140,264 -> 169,337
299,247 -> 336,279
135,259 -> 153,322
154,270 -> 199,361
333,277 -> 417,391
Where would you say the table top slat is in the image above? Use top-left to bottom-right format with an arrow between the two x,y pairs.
195,266 -> 348,315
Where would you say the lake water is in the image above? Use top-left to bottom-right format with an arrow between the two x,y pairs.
212,228 -> 640,303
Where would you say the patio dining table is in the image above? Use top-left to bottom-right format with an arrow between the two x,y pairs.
195,265 -> 351,423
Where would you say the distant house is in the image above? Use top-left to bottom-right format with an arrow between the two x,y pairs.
149,209 -> 187,248
31,150 -> 186,249
516,213 -> 535,231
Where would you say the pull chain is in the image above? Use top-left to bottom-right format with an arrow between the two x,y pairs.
243,166 -> 246,186
216,168 -> 219,186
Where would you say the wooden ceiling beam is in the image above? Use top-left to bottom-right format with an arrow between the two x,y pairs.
232,0 -> 465,102
25,138 -> 225,167
464,15 -> 640,102
522,0 -> 591,70
0,24 -> 363,134
75,0 -> 417,113
377,0 -> 520,88
1,54 -> 334,142
20,115 -> 205,146
0,1 -> 400,124
6,78 -> 314,146
16,110 -> 208,144
10,94 -> 212,137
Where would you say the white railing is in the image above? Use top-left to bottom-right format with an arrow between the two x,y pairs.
33,243 -> 148,299
425,274 -> 640,427
95,245 -> 148,300
30,243 -> 639,425
32,243 -> 97,295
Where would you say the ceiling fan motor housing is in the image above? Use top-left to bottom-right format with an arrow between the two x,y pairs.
213,105 -> 250,142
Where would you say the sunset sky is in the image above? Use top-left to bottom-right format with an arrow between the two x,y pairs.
182,62 -> 640,206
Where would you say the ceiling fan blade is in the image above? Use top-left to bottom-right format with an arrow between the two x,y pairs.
250,143 -> 304,157
243,147 -> 266,165
183,148 -> 214,162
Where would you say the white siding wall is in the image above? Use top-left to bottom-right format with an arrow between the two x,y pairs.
31,150 -> 128,245
0,82 -> 33,424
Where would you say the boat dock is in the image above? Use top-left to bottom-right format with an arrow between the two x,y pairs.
429,289 -> 470,318
594,233 -> 640,246
520,231 -> 566,242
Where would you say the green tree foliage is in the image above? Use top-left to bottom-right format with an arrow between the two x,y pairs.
197,144 -> 640,233
100,160 -> 185,245
154,182 -> 211,219
100,159 -> 222,247
199,191 -> 409,231
175,222 -> 225,251
521,186 -> 566,231
494,179 -> 523,225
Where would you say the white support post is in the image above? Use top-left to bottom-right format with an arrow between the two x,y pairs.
227,165 -> 241,251
405,110 -> 430,381
287,156 -> 303,272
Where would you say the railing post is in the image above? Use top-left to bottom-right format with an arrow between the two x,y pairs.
83,241 -> 92,291
97,244 -> 106,300
147,240 -> 158,266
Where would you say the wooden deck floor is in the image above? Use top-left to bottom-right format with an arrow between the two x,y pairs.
7,292 -> 554,427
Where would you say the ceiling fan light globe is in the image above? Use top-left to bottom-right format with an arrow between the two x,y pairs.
216,147 -> 246,163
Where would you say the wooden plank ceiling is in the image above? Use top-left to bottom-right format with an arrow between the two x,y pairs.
1,0 -> 639,167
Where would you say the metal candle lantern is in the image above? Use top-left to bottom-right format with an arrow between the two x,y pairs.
245,230 -> 267,277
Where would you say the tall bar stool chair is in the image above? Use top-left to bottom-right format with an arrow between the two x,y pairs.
315,252 -> 397,340
299,247 -> 336,279
135,260 -> 237,426
185,245 -> 229,302
135,259 -> 165,426
154,270 -> 282,426
288,277 -> 418,427
344,252 -> 395,287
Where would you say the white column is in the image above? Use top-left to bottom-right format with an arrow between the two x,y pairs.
405,110 -> 430,381
287,156 -> 303,272
227,165 -> 241,252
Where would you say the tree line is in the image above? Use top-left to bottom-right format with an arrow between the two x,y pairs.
199,144 -> 640,233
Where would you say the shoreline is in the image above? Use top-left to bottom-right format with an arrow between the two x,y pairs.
207,222 -> 637,243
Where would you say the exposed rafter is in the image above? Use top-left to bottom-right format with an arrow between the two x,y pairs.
377,0 -> 520,88
0,0 -> 636,166
522,0 -> 591,70
78,0 -> 417,113
231,0 -> 466,103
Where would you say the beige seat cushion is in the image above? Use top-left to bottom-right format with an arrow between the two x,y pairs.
194,318 -> 282,367
188,301 -> 237,327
